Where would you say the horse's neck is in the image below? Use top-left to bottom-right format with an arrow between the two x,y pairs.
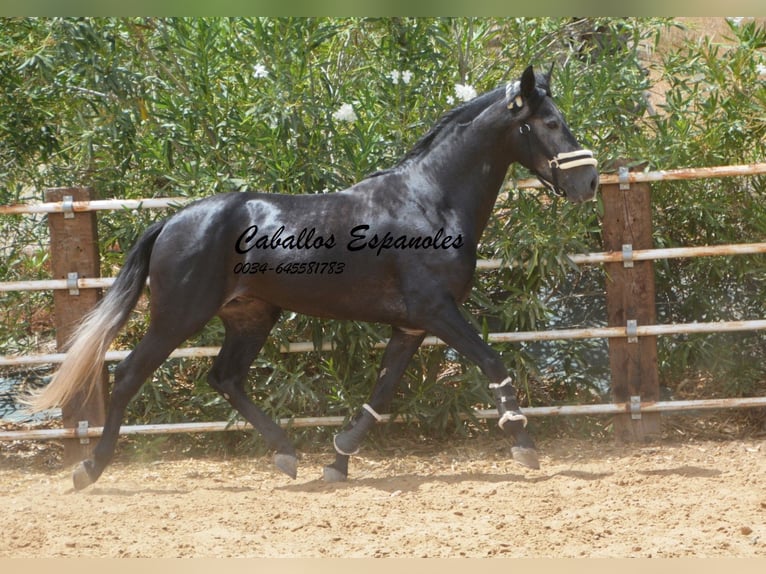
412,134 -> 512,240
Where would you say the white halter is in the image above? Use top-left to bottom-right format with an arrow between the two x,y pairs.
548,149 -> 598,170
505,80 -> 598,194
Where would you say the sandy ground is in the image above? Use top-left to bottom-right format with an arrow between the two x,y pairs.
1,434 -> 765,558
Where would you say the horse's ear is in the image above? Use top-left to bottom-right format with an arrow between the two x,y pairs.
520,65 -> 536,99
546,62 -> 554,87
508,65 -> 537,112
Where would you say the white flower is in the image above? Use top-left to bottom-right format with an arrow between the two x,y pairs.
332,103 -> 357,123
389,70 -> 413,85
757,63 -> 766,79
727,17 -> 744,26
253,63 -> 269,79
446,95 -> 455,105
454,83 -> 477,102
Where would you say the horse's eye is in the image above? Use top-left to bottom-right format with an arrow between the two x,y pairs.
545,119 -> 560,130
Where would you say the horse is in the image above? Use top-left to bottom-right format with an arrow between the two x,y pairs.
28,65 -> 598,489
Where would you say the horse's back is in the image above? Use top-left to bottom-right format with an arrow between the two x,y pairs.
145,186 -> 475,323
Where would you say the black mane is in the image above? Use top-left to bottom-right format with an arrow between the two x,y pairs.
366,70 -> 552,180
399,87 -> 507,165
366,85 -> 507,179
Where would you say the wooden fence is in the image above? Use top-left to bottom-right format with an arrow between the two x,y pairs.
2,163 -> 766,463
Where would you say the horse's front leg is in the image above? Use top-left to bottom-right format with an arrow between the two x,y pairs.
323,328 -> 425,482
422,299 -> 540,470
489,376 -> 540,469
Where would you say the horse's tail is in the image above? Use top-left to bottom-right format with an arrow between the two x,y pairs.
26,219 -> 167,413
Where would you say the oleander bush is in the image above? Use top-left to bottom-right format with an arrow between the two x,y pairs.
1,18 -> 764,442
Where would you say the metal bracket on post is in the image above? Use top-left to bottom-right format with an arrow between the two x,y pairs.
76,420 -> 90,444
67,272 -> 80,296
630,396 -> 642,420
62,195 -> 75,219
618,166 -> 630,191
622,244 -> 634,268
626,319 -> 638,343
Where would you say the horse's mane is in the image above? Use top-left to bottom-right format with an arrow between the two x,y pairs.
400,87 -> 508,165
365,85 -> 507,179
365,70 -> 551,180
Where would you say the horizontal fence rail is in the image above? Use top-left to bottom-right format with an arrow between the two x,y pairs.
2,397 -> 766,442
0,243 -> 766,293
3,242 -> 766,293
596,162 -> 766,185
2,162 -> 765,217
0,197 -> 188,215
3,319 -> 766,368
479,242 -> 766,269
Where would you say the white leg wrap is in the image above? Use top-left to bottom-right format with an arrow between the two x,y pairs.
362,403 -> 383,422
333,404 -> 383,457
498,411 -> 528,429
333,435 -> 360,456
488,376 -> 514,390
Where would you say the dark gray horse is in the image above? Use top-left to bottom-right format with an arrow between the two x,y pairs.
30,65 -> 598,488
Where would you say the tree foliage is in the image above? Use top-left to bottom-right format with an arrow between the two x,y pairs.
1,18 -> 765,439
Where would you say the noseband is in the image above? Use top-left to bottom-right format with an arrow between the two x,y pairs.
519,122 -> 597,197
548,149 -> 598,171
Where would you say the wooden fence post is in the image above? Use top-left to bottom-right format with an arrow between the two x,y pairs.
45,187 -> 107,465
601,168 -> 661,441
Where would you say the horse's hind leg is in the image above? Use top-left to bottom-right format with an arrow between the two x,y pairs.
209,300 -> 298,478
73,320 -> 206,490
324,327 -> 426,482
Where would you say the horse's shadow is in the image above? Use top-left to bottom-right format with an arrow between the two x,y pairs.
70,463 -> 617,497
638,465 -> 721,479
74,464 -> 718,497
276,467 -> 613,495
78,486 -> 191,497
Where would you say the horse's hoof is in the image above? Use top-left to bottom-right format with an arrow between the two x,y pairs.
511,446 -> 540,470
72,462 -> 95,490
322,465 -> 348,483
273,453 -> 298,479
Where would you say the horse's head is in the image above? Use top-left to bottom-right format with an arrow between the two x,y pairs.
506,65 -> 598,203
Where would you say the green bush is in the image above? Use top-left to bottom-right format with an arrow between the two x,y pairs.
1,18 -> 764,441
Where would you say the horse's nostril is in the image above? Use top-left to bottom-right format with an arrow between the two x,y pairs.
590,175 -> 598,193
